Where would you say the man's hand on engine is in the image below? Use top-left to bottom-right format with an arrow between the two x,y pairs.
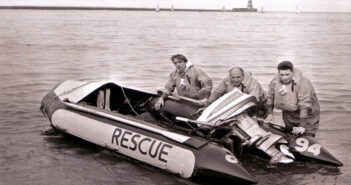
264,114 -> 273,123
195,98 -> 207,107
154,97 -> 164,111
292,126 -> 305,135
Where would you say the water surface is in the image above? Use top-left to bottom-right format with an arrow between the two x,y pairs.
0,10 -> 350,185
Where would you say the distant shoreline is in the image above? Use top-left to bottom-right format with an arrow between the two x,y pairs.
0,5 -> 258,12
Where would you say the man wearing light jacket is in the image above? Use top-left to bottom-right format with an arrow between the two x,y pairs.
154,54 -> 213,110
205,67 -> 267,107
264,61 -> 320,137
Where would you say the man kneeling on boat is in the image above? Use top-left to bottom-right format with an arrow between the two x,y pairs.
154,54 -> 213,111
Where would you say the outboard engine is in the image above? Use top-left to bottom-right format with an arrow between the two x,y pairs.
197,89 -> 294,164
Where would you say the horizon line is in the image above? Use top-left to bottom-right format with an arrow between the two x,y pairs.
0,5 -> 350,13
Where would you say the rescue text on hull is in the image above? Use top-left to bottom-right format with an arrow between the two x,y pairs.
40,80 -> 257,184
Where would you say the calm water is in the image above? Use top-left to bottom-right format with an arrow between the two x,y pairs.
0,9 -> 350,185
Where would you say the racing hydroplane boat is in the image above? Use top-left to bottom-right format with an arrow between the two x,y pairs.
40,80 -> 256,184
41,80 -> 342,184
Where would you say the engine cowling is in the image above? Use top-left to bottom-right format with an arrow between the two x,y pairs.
198,89 -> 294,164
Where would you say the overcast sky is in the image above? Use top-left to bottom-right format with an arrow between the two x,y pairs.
0,0 -> 350,12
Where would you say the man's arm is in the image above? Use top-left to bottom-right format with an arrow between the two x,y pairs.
264,78 -> 276,123
206,79 -> 227,106
164,71 -> 177,96
294,77 -> 314,133
154,71 -> 176,110
246,77 -> 264,102
195,68 -> 213,99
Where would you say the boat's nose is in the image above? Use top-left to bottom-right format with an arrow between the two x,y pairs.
289,136 -> 343,167
217,155 -> 257,184
195,143 -> 256,184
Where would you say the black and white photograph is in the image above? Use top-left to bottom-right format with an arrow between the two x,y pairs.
0,0 -> 350,184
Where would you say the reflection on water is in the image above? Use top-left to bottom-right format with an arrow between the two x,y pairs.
0,9 -> 350,185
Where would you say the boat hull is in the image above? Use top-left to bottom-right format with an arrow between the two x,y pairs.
260,124 -> 343,166
41,80 -> 256,184
52,108 -> 196,178
288,135 -> 343,166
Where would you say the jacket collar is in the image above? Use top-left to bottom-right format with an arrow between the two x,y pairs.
176,62 -> 193,74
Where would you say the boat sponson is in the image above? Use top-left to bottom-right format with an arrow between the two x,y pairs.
42,81 -> 256,181
194,143 -> 256,184
289,135 -> 343,166
40,89 -> 66,121
50,108 -> 197,178
50,107 -> 254,181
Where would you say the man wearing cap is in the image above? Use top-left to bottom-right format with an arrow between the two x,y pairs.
154,54 -> 213,110
264,61 -> 320,137
204,67 -> 267,116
